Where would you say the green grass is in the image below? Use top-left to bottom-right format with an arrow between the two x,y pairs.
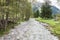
53,23 -> 60,35
36,17 -> 57,26
36,17 -> 60,37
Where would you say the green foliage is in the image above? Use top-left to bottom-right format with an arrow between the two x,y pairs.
56,14 -> 60,21
40,2 -> 52,19
53,23 -> 60,35
36,17 -> 60,38
0,0 -> 32,36
36,17 -> 56,26
34,10 -> 40,18
24,1 -> 32,21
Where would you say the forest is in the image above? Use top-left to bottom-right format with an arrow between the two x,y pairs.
0,0 -> 32,31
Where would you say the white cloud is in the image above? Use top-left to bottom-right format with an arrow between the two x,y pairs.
37,0 -> 60,9
36,0 -> 44,3
50,0 -> 60,9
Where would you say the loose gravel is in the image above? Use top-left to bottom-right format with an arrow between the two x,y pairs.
0,18 -> 59,40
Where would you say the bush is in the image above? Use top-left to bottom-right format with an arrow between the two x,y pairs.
40,1 -> 52,19
34,10 -> 40,18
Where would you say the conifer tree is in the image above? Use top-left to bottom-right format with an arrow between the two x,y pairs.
40,1 -> 52,19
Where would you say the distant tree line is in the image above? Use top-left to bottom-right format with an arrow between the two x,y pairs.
33,1 -> 52,19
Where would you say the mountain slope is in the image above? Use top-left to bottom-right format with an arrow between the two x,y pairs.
51,6 -> 60,14
32,1 -> 60,15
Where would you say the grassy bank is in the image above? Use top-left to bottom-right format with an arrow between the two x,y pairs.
36,17 -> 60,37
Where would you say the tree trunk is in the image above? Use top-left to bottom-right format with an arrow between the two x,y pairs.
5,12 -> 9,30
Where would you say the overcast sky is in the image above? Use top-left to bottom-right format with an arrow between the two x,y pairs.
36,0 -> 60,9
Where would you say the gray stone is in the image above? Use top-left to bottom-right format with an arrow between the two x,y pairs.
0,18 -> 59,40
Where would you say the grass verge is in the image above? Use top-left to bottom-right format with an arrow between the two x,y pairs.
36,17 -> 60,38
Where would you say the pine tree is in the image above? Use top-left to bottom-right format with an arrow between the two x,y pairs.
40,1 -> 52,19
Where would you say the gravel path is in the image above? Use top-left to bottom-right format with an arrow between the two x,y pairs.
0,18 -> 59,40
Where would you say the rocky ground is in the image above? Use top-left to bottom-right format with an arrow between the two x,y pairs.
0,18 -> 59,40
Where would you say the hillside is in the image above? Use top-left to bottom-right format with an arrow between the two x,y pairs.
31,1 -> 60,15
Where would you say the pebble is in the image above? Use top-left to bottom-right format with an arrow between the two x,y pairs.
0,18 -> 59,40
